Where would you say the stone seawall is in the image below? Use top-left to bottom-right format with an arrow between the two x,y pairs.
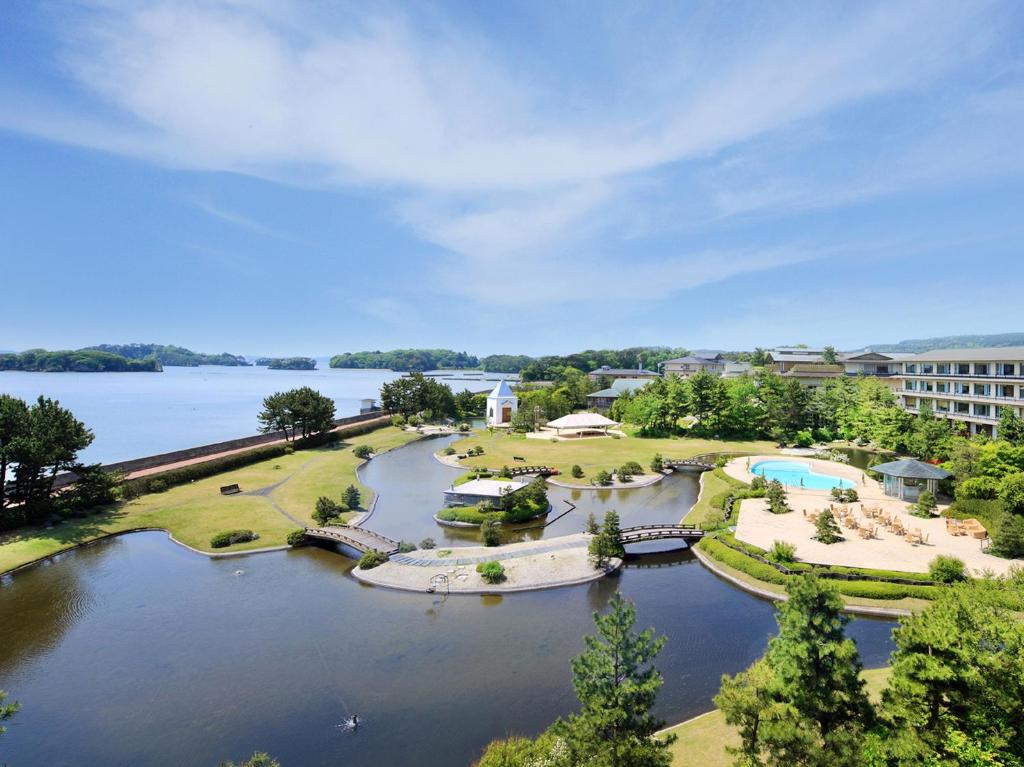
53,410 -> 386,487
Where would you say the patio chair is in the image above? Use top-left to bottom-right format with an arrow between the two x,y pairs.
904,532 -> 918,545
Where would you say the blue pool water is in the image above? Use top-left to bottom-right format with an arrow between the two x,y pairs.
751,460 -> 854,490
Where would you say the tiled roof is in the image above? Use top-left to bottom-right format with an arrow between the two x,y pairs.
907,346 -> 1024,362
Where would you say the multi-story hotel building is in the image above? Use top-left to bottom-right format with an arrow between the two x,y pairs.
897,347 -> 1024,438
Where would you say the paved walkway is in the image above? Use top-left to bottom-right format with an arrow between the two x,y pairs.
390,536 -> 588,567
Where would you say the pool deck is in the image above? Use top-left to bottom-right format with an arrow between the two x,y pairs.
724,456 -> 1020,576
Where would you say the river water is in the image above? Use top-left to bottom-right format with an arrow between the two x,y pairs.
0,435 -> 897,767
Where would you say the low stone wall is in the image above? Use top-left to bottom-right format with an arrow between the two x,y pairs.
53,410 -> 386,487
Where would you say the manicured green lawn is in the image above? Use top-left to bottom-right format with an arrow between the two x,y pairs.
448,430 -> 776,486
0,425 -> 420,574
683,469 -> 746,527
663,667 -> 892,767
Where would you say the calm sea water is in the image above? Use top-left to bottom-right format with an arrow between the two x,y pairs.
0,435 -> 897,767
0,364 -> 403,464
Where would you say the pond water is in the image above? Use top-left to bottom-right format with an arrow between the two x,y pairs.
0,438 -> 898,767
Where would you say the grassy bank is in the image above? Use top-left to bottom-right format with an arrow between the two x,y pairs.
664,667 -> 892,767
0,425 -> 420,574
683,468 -> 750,527
448,431 -> 775,486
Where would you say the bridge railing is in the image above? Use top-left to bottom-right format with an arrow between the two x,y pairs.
620,523 -> 698,532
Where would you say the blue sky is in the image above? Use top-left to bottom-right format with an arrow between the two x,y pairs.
2,0 -> 1023,357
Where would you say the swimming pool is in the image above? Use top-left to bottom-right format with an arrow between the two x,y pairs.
750,460 -> 854,490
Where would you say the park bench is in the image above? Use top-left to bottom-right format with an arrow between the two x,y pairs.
513,456 -> 526,462
220,484 -> 241,495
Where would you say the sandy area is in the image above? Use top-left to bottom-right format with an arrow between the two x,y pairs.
352,533 -> 619,593
726,455 -> 1018,576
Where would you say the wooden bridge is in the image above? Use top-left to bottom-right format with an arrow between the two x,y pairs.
507,465 -> 557,477
663,457 -> 715,471
619,524 -> 705,544
304,525 -> 399,554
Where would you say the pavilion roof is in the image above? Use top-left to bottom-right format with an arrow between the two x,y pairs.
870,459 -> 952,480
546,413 -> 619,429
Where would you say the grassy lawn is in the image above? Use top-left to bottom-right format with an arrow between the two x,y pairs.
683,469 -> 747,527
449,430 -> 776,486
664,667 -> 892,767
0,425 -> 420,574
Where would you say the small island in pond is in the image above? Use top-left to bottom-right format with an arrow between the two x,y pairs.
256,357 -> 317,370
0,349 -> 162,372
85,343 -> 249,367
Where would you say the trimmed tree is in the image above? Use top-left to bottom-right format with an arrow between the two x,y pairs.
815,508 -> 842,544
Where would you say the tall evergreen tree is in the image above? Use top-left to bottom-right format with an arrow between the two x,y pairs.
556,592 -> 675,767
717,575 -> 871,767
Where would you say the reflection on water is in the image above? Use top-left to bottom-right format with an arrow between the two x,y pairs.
0,439 -> 899,767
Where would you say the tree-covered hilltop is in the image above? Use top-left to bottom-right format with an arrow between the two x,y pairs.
258,357 -> 316,370
515,347 -> 691,380
84,343 -> 249,367
0,349 -> 162,372
868,332 -> 1024,353
329,349 -> 478,372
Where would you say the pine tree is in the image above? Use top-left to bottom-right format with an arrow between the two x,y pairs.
814,508 -> 841,544
721,575 -> 871,767
343,484 -> 361,509
556,593 -> 675,767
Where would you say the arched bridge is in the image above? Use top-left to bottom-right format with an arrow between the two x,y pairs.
304,525 -> 399,555
619,524 -> 705,544
663,457 -> 715,471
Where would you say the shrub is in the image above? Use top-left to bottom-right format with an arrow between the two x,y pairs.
616,465 -> 633,483
353,444 -> 373,459
358,550 -> 388,569
408,415 -> 424,427
957,476 -> 1000,500
928,555 -> 968,583
343,485 -> 362,509
286,529 -> 307,546
794,430 -> 814,448
313,496 -> 344,526
476,561 -> 505,584
998,472 -> 1024,515
419,537 -> 436,549
571,464 -> 584,479
592,470 -> 613,486
830,487 -> 859,504
499,465 -> 513,478
397,540 -> 416,553
766,479 -> 791,514
210,529 -> 258,548
946,498 -> 1004,528
750,475 -> 767,491
621,460 -> 644,476
651,453 -> 664,472
915,490 -> 938,517
443,446 -> 457,456
282,444 -> 295,454
610,433 -> 620,439
480,519 -> 502,547
390,414 -> 406,427
991,512 -> 1024,559
457,422 -> 470,432
768,540 -> 797,563
814,508 -> 841,544
148,478 -> 168,493
472,445 -> 485,456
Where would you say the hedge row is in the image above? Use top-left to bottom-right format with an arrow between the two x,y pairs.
122,418 -> 387,497
210,529 -> 258,548
699,537 -> 942,601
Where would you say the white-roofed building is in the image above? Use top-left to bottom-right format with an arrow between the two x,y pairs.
486,379 -> 518,427
545,413 -> 619,436
443,478 -> 528,508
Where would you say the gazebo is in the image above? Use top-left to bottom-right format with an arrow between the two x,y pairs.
870,459 -> 952,502
545,413 -> 619,438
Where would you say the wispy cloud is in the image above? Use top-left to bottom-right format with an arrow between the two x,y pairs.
188,197 -> 309,243
1,0 -> 1020,314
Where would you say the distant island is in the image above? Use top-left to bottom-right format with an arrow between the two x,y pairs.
0,349 -> 162,372
867,332 -> 1024,353
257,357 -> 317,370
85,343 -> 249,367
330,349 -> 479,372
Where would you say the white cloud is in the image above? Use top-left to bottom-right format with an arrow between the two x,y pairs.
1,0 -> 1018,308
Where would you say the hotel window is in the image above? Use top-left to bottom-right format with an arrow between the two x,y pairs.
922,364 -> 934,374
936,382 -> 949,393
974,404 -> 990,416
905,363 -> 917,374
975,363 -> 990,376
999,385 -> 1015,398
922,382 -> 934,392
955,402 -> 970,414
974,384 -> 991,396
955,383 -> 970,394
937,364 -> 950,374
957,363 -> 970,375
1001,363 -> 1017,376
905,381 -> 915,391
936,401 -> 950,412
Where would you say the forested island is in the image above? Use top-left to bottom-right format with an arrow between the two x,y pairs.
257,357 -> 317,370
329,348 -> 478,372
85,344 -> 249,367
0,349 -> 162,372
